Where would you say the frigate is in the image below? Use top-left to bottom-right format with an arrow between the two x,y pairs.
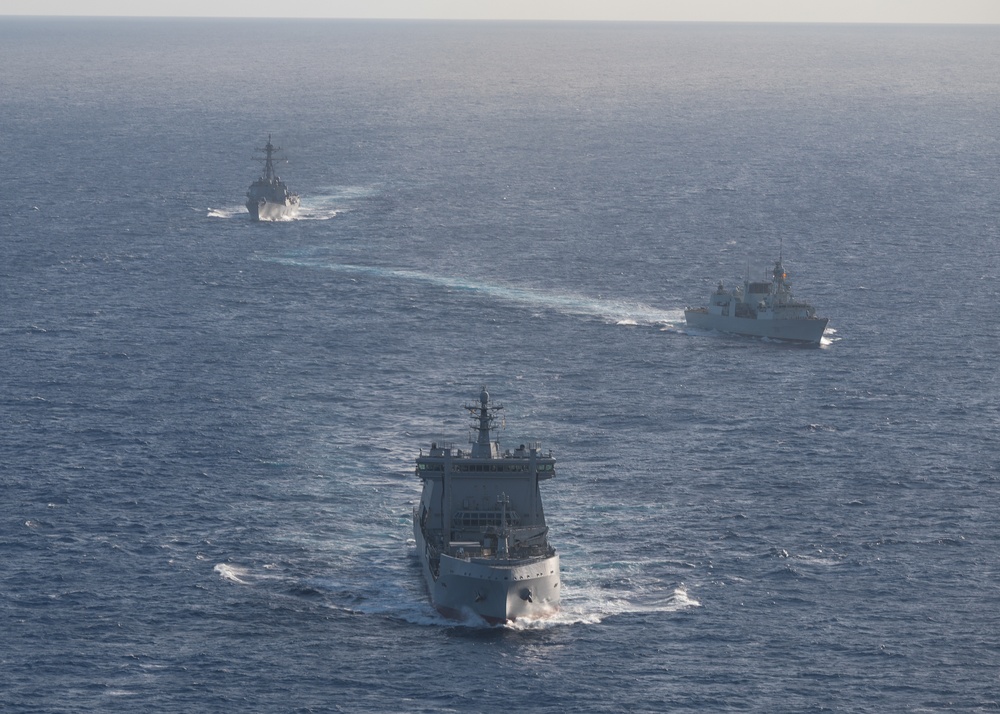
685,253 -> 828,344
413,388 -> 560,624
245,135 -> 300,221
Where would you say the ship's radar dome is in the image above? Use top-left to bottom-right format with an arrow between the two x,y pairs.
480,387 -> 489,405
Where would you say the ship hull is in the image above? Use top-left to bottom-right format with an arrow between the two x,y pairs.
685,309 -> 828,344
246,198 -> 300,222
414,524 -> 560,624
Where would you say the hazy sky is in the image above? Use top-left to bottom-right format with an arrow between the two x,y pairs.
0,0 -> 1000,24
2,0 -> 998,24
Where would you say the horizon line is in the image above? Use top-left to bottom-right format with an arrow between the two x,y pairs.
1,14 -> 998,26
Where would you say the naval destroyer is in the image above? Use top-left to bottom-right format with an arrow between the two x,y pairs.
246,135 -> 300,221
685,253 -> 828,344
413,388 -> 560,624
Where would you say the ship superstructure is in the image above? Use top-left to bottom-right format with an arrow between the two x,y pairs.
246,135 -> 300,221
413,388 -> 560,624
685,253 -> 828,344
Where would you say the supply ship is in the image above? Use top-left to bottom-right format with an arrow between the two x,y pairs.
685,253 -> 828,344
413,388 -> 560,624
246,135 -> 300,221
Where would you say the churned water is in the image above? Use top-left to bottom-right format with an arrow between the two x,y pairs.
2,17 -> 999,712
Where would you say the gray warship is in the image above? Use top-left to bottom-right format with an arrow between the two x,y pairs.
246,135 -> 300,221
413,388 -> 560,624
685,253 -> 828,344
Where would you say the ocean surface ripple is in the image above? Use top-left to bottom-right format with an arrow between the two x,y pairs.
2,18 -> 999,713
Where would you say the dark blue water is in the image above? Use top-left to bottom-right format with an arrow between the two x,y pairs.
3,17 -> 999,712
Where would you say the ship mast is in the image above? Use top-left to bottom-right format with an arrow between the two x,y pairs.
467,387 -> 503,459
773,238 -> 788,291
255,134 -> 282,183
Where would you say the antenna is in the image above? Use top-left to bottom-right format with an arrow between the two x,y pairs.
253,134 -> 286,182
466,387 -> 503,459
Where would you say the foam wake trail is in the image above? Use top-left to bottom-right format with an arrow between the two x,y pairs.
269,258 -> 683,328
207,186 -> 378,221
206,203 -> 337,221
207,206 -> 242,218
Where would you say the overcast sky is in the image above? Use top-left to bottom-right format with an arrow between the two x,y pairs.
1,0 -> 998,24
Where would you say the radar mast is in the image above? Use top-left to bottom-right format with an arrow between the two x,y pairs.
467,387 -> 503,459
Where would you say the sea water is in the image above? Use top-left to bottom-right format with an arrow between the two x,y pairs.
2,17 -> 999,712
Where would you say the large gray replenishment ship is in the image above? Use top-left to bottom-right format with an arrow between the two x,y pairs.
413,388 -> 560,624
685,254 -> 829,344
245,135 -> 300,221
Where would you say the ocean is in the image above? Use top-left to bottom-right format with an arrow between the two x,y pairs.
2,17 -> 999,712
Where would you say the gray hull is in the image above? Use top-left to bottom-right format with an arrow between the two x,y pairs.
685,309 -> 828,344
412,389 -> 561,625
246,136 -> 299,221
247,198 -> 300,222
414,524 -> 560,624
